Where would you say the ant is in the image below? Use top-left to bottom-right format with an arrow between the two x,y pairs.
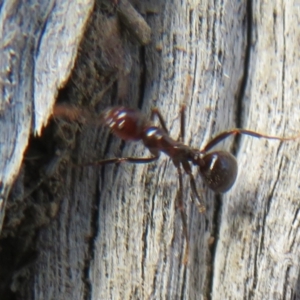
53,102 -> 300,263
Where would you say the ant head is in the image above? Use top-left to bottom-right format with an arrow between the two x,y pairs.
100,107 -> 147,141
199,151 -> 238,193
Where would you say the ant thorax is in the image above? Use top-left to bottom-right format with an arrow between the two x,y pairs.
142,126 -> 188,158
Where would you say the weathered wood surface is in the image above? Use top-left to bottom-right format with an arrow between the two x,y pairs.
0,0 -> 93,230
1,0 -> 300,299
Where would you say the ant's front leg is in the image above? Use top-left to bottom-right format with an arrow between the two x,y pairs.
82,155 -> 160,166
150,108 -> 169,134
151,105 -> 187,143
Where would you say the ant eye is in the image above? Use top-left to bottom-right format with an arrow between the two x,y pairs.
199,151 -> 238,193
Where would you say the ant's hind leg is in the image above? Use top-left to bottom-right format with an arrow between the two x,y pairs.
182,161 -> 206,213
201,128 -> 300,153
188,173 -> 206,213
176,166 -> 190,264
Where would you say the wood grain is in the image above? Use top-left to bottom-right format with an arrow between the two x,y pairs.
0,0 -> 93,230
1,0 -> 300,299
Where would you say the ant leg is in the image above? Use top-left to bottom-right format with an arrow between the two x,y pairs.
82,155 -> 159,166
182,161 -> 206,213
151,108 -> 169,134
189,174 -> 206,213
202,128 -> 300,153
178,75 -> 193,142
176,165 -> 189,264
151,105 -> 187,142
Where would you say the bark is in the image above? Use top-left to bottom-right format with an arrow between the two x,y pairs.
1,0 -> 300,299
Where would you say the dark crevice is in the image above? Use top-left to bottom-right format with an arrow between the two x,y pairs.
235,0 -> 253,135
250,244 -> 259,298
150,263 -> 159,299
172,33 -> 177,82
165,248 -> 174,299
222,244 -> 230,281
207,0 -> 253,298
124,192 -> 130,251
66,170 -> 77,275
138,46 -> 147,109
171,218 -> 185,298
180,264 -> 187,300
252,156 -> 284,296
34,2 -> 56,57
282,266 -> 290,300
83,175 -> 101,300
211,2 -> 217,79
207,193 -> 222,300
189,8 -> 194,40
141,176 -> 152,290
266,155 -> 284,215
260,155 -> 284,255
206,1 -> 226,299
292,208 -> 300,227
281,7 -> 286,120
289,211 -> 300,252
273,11 -> 278,53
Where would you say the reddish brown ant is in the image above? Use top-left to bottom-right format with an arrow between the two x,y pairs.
73,105 -> 299,262
53,103 -> 300,263
96,105 -> 300,196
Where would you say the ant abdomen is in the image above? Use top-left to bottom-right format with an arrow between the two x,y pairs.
101,107 -> 148,141
199,151 -> 238,193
